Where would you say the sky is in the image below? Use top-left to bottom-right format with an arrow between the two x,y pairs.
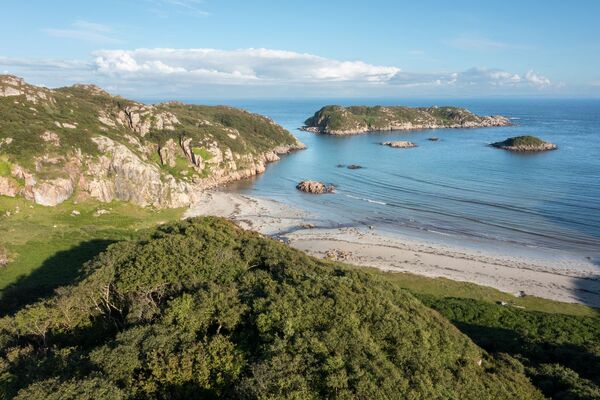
1,0 -> 599,99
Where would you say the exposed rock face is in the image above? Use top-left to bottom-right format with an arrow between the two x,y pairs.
382,141 -> 417,149
0,176 -> 20,197
0,75 -> 305,208
491,136 -> 557,152
296,180 -> 335,194
303,105 -> 511,135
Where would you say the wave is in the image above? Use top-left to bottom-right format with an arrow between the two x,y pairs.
345,194 -> 387,205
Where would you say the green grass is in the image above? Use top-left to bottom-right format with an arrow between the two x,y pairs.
192,146 -> 213,160
0,157 -> 11,177
0,196 -> 184,313
368,270 -> 598,317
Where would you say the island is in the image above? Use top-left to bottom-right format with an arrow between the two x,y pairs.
302,105 -> 511,135
0,75 -> 304,208
491,135 -> 557,152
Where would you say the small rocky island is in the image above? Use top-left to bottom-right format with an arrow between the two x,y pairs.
491,136 -> 557,152
302,105 -> 511,135
296,180 -> 335,194
381,141 -> 417,149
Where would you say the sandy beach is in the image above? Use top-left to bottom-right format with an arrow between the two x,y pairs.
185,192 -> 600,307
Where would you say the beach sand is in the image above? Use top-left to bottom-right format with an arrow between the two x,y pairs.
185,192 -> 600,307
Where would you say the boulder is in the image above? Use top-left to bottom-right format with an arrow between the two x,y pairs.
381,141 -> 417,149
296,180 -> 335,194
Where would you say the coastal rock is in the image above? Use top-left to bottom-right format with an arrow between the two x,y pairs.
0,75 -> 305,208
296,180 -> 335,194
428,137 -> 440,141
382,141 -> 417,149
303,105 -> 511,135
491,136 -> 557,152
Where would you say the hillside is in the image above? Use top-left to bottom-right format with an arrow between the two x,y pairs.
303,105 -> 510,135
0,217 -> 544,399
0,75 -> 304,208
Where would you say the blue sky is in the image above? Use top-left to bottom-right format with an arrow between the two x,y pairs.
1,0 -> 599,98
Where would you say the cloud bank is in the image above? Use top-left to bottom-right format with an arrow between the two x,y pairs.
0,47 -> 554,97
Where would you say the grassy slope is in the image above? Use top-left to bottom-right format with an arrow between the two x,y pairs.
0,197 -> 184,313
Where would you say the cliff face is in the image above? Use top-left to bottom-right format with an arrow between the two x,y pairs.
0,75 -> 304,207
303,105 -> 511,135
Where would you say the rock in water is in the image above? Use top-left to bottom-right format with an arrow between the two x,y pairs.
381,141 -> 417,149
296,180 -> 335,194
428,137 -> 440,141
491,136 -> 557,152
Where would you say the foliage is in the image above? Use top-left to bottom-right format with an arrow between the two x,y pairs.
496,135 -> 546,147
0,217 -> 543,399
419,295 -> 600,400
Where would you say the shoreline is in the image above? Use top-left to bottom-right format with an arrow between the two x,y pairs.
185,191 -> 600,308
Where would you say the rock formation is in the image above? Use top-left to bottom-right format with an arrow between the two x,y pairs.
296,180 -> 335,194
381,141 -> 417,149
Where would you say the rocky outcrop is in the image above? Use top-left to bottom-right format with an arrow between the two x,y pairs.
296,180 -> 335,194
0,75 -> 305,208
303,105 -> 511,135
491,136 -> 557,152
382,141 -> 417,149
0,176 -> 20,197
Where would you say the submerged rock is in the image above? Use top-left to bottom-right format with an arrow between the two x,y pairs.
381,141 -> 417,149
347,164 -> 363,169
491,136 -> 557,152
296,180 -> 335,194
428,137 -> 440,141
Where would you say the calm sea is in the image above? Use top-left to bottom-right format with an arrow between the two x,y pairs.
195,98 -> 600,267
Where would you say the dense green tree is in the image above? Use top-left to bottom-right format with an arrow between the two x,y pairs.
0,218 -> 546,399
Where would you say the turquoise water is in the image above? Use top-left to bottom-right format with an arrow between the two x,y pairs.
203,98 -> 600,265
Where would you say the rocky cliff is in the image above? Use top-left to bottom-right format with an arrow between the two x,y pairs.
303,105 -> 510,135
0,75 -> 304,207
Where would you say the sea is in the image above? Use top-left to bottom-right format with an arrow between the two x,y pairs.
193,98 -> 600,268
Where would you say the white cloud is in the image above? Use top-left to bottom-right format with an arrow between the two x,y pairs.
92,48 -> 401,83
44,20 -> 122,44
0,48 -> 556,96
525,70 -> 551,87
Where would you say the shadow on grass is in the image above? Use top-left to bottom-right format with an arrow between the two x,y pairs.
454,322 -> 600,389
0,239 -> 116,316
